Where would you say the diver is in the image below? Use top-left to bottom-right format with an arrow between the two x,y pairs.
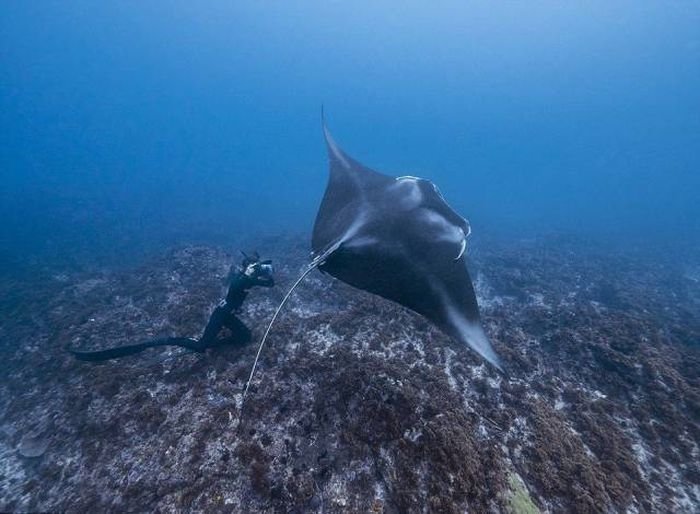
69,252 -> 274,362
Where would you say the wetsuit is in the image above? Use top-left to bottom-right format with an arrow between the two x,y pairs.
70,255 -> 274,362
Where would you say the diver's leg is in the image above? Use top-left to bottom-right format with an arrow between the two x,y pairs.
71,301 -> 239,362
198,302 -> 251,348
222,315 -> 252,345
197,301 -> 230,348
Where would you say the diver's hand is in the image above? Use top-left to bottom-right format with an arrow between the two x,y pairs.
239,252 -> 275,288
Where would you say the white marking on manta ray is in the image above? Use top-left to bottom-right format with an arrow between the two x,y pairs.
431,182 -> 446,201
390,179 -> 424,210
343,235 -> 379,249
419,209 -> 466,260
395,176 -> 471,237
312,208 -> 371,260
339,210 -> 369,248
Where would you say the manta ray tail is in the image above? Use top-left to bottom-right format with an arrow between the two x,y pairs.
240,241 -> 342,409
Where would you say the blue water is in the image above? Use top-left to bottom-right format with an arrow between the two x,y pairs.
2,2 -> 699,270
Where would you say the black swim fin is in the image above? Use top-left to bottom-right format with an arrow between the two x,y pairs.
69,337 -> 201,362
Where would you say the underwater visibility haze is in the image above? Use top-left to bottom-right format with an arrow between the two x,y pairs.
2,1 -> 699,267
1,2 -> 699,512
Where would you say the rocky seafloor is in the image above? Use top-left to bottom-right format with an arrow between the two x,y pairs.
0,234 -> 698,513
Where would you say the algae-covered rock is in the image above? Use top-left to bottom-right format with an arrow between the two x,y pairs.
1,238 -> 698,511
18,432 -> 50,459
506,472 -> 540,514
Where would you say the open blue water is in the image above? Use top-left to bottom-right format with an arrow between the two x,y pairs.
1,1 -> 699,269
2,4 -> 700,511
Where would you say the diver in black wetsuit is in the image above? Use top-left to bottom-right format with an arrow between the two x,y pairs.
70,253 -> 274,362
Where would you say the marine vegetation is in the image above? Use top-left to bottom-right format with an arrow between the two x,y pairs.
1,237 -> 697,512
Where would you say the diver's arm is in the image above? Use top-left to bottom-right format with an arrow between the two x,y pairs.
225,254 -> 275,310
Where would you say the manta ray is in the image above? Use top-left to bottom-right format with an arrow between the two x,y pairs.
243,117 -> 503,404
